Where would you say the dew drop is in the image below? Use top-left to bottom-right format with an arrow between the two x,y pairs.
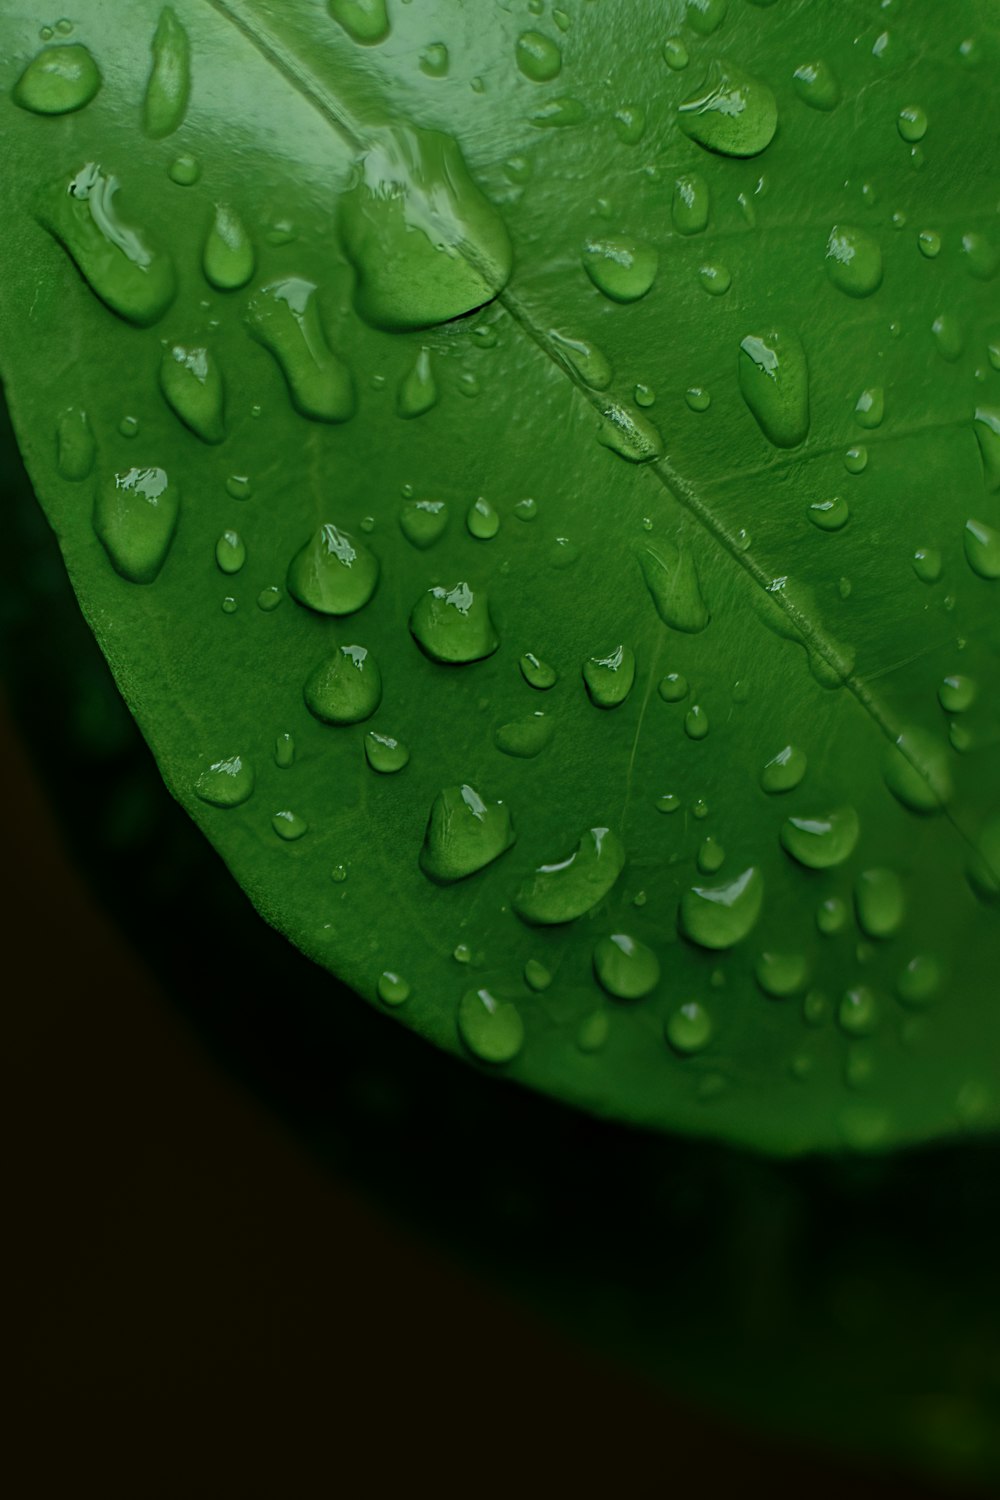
203,203 -> 255,291
803,989 -> 830,1025
684,704 -> 709,740
273,809 -> 308,841
168,153 -> 200,187
93,466 -> 177,584
419,42 -> 449,78
159,345 -> 225,445
896,954 -> 941,1007
839,985 -> 879,1037
808,495 -> 849,531
420,784 -> 514,884
362,730 -> 408,775
495,712 -> 553,759
410,581 -> 498,664
792,58 -> 839,111
593,933 -> 660,999
458,988 -> 524,1064
760,744 -> 806,793
377,971 -> 410,1006
467,496 -> 500,540
756,951 -> 808,998
274,733 -> 295,768
524,958 -> 552,992
14,43 -> 100,114
973,407 -> 1000,490
214,530 -> 245,575
582,236 -> 658,302
739,328 -> 810,448
245,279 -> 354,423
55,406 -> 95,481
329,0 -> 389,45
681,867 -> 763,950
939,674 -> 976,713
396,347 -> 437,418
854,868 -> 905,939
634,384 -> 655,409
257,586 -> 281,612
686,0 -> 727,34
961,231 -> 999,281
844,445 -> 868,475
932,313 -> 964,362
665,1002 -> 712,1055
304,644 -> 382,725
685,387 -> 711,412
700,262 -> 733,297
780,807 -> 859,869
613,104 -> 646,145
663,37 -> 689,70
226,474 -> 252,501
917,229 -> 941,259
143,7 -> 190,138
519,652 -> 557,690
636,541 -> 710,633
549,329 -> 612,390
513,827 -> 625,926
516,30 -> 561,81
221,596 -> 237,615
658,672 -> 689,703
597,403 -> 664,462
400,498 -> 448,549
816,896 -> 848,936
672,173 -> 710,235
883,728 -> 953,814
826,224 -> 882,297
195,754 -> 254,809
912,546 -> 942,584
514,497 -> 538,521
897,104 -> 927,143
854,386 -> 884,429
287,524 -> 379,615
678,61 -> 778,158
531,96 -> 587,128
697,836 -> 725,874
964,517 -> 1000,579
583,644 -> 636,708
576,1010 -> 609,1052
655,793 -> 681,814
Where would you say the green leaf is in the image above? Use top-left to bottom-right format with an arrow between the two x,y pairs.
2,0 -> 999,1153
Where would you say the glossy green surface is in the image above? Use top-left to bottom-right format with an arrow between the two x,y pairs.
1,0 -> 999,1153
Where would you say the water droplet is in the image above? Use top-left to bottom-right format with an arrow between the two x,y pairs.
634,384 -> 655,410
939,675 -> 976,713
854,387 -> 884,428
360,730 -> 410,777
597,403 -> 664,462
331,864 -> 348,884
826,224 -> 882,297
839,985 -> 879,1037
780,807 -> 859,868
142,7 -> 190,138
692,798 -> 709,820
685,386 -> 711,413
495,711 -> 553,758
655,793 -> 681,814
396,346 -> 437,418
195,754 -> 254,808
519,652 -> 557,690
458,987 -> 524,1064
896,954 -> 941,1006
973,406 -> 1000,490
257,585 -> 281,612
158,344 -> 225,445
304,643 -> 382,725
226,474 -> 252,501
167,153 -> 199,187
792,58 -> 839,111
854,868 -> 905,940
678,61 -> 778,158
93,466 -> 177,584
964,516 -> 1000,579
274,733 -> 295,768
467,496 -> 500,540
41,162 -> 176,327
663,36 -> 689,70
698,836 -> 725,874
221,596 -> 237,615
917,228 -> 941,259
665,1002 -> 712,1055
912,546 -> 942,584
420,784 -> 514,885
658,672 -> 689,702
808,495 -> 849,532
399,498 -> 448,550
513,826 -> 625,926
203,203 -> 255,291
213,530 -> 244,575
513,496 -> 538,521
409,581 -> 498,664
756,951 -> 808,998
419,42 -> 449,78
524,958 -> 552,992
582,236 -> 657,302
531,95 -> 587,128
739,328 -> 810,447
932,313 -> 964,362
883,728 -> 953,814
338,123 -> 512,330
377,970 -> 410,1005
271,809 -> 307,842
672,173 -> 710,235
591,932 -> 660,1003
636,541 -> 710,633
287,524 -> 378,615
583,644 -> 635,708
55,406 -> 95,480
816,897 -> 848,936
516,30 -> 561,81
613,103 -> 646,145
246,279 -> 354,423
549,329 -> 612,390
684,705 -> 709,740
843,445 -> 868,475
329,0 -> 389,44
686,0 -> 727,36
802,989 -> 830,1027
14,42 -> 100,114
897,104 -> 927,143
681,866 -> 763,950
576,1010 -> 609,1052
760,744 -> 806,793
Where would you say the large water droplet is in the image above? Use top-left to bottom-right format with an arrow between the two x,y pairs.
964,517 -> 1000,579
760,744 -> 806,792
583,644 -> 635,708
55,406 -> 95,480
636,541 -> 710,632
304,643 -> 382,724
195,754 -> 254,809
397,347 -> 437,418
597,402 -> 664,462
143,7 -> 190,138
780,807 -> 859,868
246,279 -> 354,423
159,344 -> 225,444
549,329 -> 612,390
409,581 -> 498,663
420,784 -> 515,883
826,224 -> 883,297
792,58 -> 840,110
287,524 -> 379,615
329,0 -> 389,44
457,988 -> 524,1064
41,162 -> 176,327
338,124 -> 512,331
93,466 -> 178,583
739,329 -> 810,447
594,933 -> 660,999
513,827 -> 625,925
516,31 -> 562,81
854,868 -> 905,939
681,866 -> 763,949
672,173 -> 711,235
883,729 -> 953,813
400,498 -> 448,549
678,61 -> 778,157
973,407 -> 1000,491
203,202 -> 255,291
582,237 -> 657,302
14,43 -> 100,114
364,730 -> 409,774
665,1002 -> 713,1055
495,711 -> 553,758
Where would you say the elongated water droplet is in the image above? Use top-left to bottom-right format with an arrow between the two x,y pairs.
159,344 -> 225,444
338,124 -> 512,331
195,754 -> 254,808
397,347 -> 437,417
420,784 -> 515,883
274,733 -> 295,769
304,643 -> 382,725
246,279 -> 354,423
684,704 -> 709,740
666,1002 -> 712,1055
681,866 -> 763,949
93,466 -> 178,583
793,59 -> 839,110
215,529 -> 245,574
663,37 -> 689,70
964,517 -> 1000,579
973,407 -> 1000,491
273,809 -> 308,841
400,498 -> 448,549
377,971 -> 410,1006
739,329 -> 809,447
14,43 -> 100,114
329,0 -> 389,45
582,236 -> 657,302
513,827 -> 625,926
854,868 -> 905,939
594,933 -> 660,999
760,744 -> 806,792
756,951 -> 808,997
839,986 -> 879,1037
597,402 -> 664,462
780,807 -> 859,868
932,314 -> 963,362
678,61 -> 778,157
458,988 -> 524,1064
520,652 -> 557,690
854,387 -> 884,428
143,8 -> 190,138
56,406 -> 95,480
583,644 -> 635,709
826,224 -> 882,297
467,496 -> 500,540
364,730 -> 409,774
672,173 -> 710,235
636,541 -> 709,632
516,30 -> 561,80
549,329 -> 612,390
41,162 -> 176,327
287,524 -> 379,615
203,203 -> 255,291
410,582 -> 498,664
808,495 -> 849,531
495,712 -> 553,758
883,729 -> 953,813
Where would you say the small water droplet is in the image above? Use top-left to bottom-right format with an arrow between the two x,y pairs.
594,933 -> 660,999
816,897 -> 848,936
400,498 -> 448,550
973,407 -> 1000,490
576,1010 -> 609,1052
467,496 -> 500,540
917,228 -> 941,259
582,236 -> 658,302
329,0 -> 389,45
665,1001 -> 712,1055
331,864 -> 348,884
663,35 -> 689,69
681,867 -> 763,949
655,792 -> 681,814
14,42 -> 100,114
287,524 -> 378,615
549,328 -> 612,390
760,744 -> 807,793
844,445 -> 868,474
257,585 -> 281,612
458,987 -> 524,1064
780,806 -> 860,868
272,808 -> 308,841
912,546 -> 942,584
516,30 -> 562,81
964,517 -> 1000,579
221,596 -> 237,614
495,711 -> 553,759
144,7 -> 190,138
246,279 -> 354,422
168,153 -> 200,186
159,344 -> 225,444
410,581 -> 498,663
55,406 -> 95,480
685,386 -> 711,412
698,261 -> 731,296
932,313 -> 964,362
658,672 -> 689,703
792,58 -> 840,111
854,868 -> 905,939
531,95 -> 587,128
274,733 -> 295,768
513,826 -> 625,926
519,652 -> 557,690
93,466 -> 177,584
826,224 -> 882,297
636,541 -> 710,633
686,0 -> 727,34
634,383 -> 655,409
203,202 -> 255,290
756,951 -> 808,998
897,104 -> 927,143
513,496 -> 538,521
697,836 -> 725,874
597,402 -> 664,462
739,328 -> 810,447
419,42 -> 449,77
672,173 -> 710,235
364,730 -> 410,774
839,985 -> 879,1037
613,103 -> 646,145
808,495 -> 849,531
583,644 -> 636,708
684,704 -> 709,740
396,346 -> 437,418
226,474 -> 252,501
678,61 -> 778,157
195,754 -> 254,808
214,530 -> 245,575
524,958 -> 552,992
883,728 -> 953,814
939,674 -> 977,713
896,954 -> 941,1007
304,643 -> 382,725
854,386 -> 884,428
377,970 -> 411,1005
